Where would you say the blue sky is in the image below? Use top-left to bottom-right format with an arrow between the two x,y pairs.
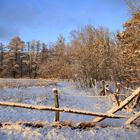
0,0 -> 129,44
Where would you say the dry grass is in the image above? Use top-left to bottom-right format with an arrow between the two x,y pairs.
0,78 -> 57,89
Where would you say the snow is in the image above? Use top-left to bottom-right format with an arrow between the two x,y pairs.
0,79 -> 139,139
0,125 -> 140,140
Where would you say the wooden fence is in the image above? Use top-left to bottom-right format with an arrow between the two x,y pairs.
0,86 -> 140,128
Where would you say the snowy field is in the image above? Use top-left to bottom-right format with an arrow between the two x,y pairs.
0,79 -> 139,140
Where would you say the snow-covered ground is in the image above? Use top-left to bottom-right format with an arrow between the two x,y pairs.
0,79 -> 139,140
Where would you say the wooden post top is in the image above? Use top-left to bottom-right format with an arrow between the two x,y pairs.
52,88 -> 58,93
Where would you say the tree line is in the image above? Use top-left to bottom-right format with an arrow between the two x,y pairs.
0,1 -> 140,87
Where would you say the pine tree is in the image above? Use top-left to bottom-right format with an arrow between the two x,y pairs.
118,12 -> 140,84
0,43 -> 4,66
2,37 -> 24,78
0,43 -> 4,76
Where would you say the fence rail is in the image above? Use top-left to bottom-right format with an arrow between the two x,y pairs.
0,85 -> 140,128
0,101 -> 127,119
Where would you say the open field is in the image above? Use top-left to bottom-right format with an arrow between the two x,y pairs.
0,79 -> 139,139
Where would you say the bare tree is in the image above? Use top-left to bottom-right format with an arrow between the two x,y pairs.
125,0 -> 140,14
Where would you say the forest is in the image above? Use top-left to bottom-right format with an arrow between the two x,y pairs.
0,3 -> 140,88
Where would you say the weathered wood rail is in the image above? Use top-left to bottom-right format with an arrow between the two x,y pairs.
125,111 -> 140,125
92,87 -> 140,123
0,101 -> 127,119
76,86 -> 140,127
0,85 -> 140,128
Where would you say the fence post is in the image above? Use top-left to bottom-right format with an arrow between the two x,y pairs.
114,82 -> 121,106
101,80 -> 106,96
52,88 -> 59,122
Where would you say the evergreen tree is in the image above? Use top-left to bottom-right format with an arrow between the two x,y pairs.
2,37 -> 24,78
118,12 -> 140,84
